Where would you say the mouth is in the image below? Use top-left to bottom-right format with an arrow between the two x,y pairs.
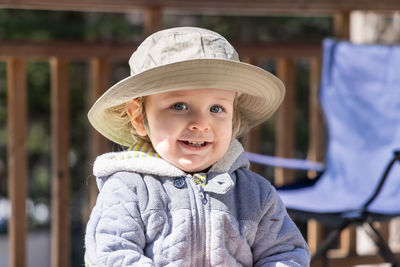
181,140 -> 208,147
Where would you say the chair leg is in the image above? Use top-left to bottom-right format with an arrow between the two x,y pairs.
311,221 -> 350,263
363,221 -> 399,267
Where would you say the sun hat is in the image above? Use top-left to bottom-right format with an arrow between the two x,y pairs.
88,26 -> 285,147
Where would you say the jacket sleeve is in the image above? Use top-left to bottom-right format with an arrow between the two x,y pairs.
252,186 -> 310,267
85,175 -> 154,267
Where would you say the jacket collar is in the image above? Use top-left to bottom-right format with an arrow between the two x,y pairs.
93,139 -> 250,194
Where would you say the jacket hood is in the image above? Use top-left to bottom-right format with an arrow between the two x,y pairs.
93,139 -> 250,190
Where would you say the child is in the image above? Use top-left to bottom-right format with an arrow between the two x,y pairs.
85,27 -> 310,266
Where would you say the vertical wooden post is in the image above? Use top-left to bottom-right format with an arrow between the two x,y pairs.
308,58 -> 324,178
375,221 -> 390,247
88,58 -> 110,210
334,10 -> 357,257
144,7 -> 162,35
51,58 -> 70,267
308,57 -> 326,267
334,11 -> 351,39
339,227 -> 357,255
275,58 -> 295,186
7,57 -> 27,267
308,219 -> 326,267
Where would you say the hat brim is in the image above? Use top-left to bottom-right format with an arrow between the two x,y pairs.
88,58 -> 285,147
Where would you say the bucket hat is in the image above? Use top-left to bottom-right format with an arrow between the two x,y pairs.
88,27 -> 285,147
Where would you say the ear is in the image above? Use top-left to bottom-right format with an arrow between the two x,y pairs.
125,99 -> 147,137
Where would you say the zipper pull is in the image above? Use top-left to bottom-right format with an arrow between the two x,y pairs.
198,187 -> 207,205
190,173 -> 208,204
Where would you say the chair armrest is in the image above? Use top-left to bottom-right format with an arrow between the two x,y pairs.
245,152 -> 325,172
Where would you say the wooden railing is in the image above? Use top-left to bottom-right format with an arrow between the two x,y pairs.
1,40 -> 324,267
0,11 -> 398,267
2,0 -> 400,14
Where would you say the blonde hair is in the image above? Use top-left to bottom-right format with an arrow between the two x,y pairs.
106,98 -> 150,146
109,94 -> 243,147
231,96 -> 244,138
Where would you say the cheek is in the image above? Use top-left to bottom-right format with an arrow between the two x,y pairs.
212,119 -> 233,153
152,139 -> 172,158
147,120 -> 180,162
216,118 -> 233,137
147,115 -> 179,143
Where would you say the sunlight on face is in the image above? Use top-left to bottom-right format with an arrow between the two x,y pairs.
144,88 -> 236,173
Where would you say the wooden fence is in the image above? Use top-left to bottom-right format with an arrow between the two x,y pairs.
1,9 -> 399,267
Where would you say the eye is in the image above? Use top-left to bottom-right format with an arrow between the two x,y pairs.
171,103 -> 188,111
210,105 -> 223,113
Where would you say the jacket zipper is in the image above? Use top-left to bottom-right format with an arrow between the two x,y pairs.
188,175 -> 208,267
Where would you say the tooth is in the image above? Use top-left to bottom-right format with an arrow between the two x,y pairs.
187,141 -> 205,146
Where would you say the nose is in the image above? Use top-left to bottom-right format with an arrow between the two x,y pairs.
188,112 -> 210,131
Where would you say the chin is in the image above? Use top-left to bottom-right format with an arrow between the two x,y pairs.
181,163 -> 212,173
181,166 -> 202,173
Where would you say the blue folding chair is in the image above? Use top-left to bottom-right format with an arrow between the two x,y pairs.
248,38 -> 400,266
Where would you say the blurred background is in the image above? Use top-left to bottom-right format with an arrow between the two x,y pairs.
0,3 -> 399,267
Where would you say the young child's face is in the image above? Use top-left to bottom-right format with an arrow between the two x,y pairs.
142,88 -> 236,173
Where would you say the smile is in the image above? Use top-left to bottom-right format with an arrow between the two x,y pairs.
182,140 -> 208,147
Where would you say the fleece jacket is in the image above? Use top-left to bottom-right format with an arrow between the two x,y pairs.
85,139 -> 310,266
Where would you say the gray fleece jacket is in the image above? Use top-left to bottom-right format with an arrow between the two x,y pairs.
85,139 -> 310,266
